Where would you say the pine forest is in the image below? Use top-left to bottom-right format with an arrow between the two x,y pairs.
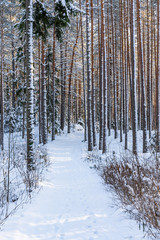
0,0 -> 160,239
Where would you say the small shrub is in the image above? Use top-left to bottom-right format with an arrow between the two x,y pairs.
102,152 -> 160,238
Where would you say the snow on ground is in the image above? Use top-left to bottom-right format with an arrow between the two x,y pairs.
0,129 -> 149,240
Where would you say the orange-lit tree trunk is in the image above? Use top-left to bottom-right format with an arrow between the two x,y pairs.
147,0 -> 152,138
136,0 -> 147,153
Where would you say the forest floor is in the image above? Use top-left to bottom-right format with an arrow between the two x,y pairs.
0,127 -> 149,240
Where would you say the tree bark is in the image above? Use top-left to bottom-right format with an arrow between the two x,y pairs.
130,0 -> 137,155
91,0 -> 96,147
86,0 -> 93,151
26,0 -> 35,165
0,5 -> 4,150
41,40 -> 47,144
80,0 -> 87,141
136,0 -> 148,153
101,0 -> 107,153
60,42 -> 65,131
157,0 -> 160,151
52,23 -> 56,141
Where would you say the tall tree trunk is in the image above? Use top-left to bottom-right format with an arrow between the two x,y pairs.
107,1 -> 111,137
111,0 -> 118,139
26,0 -> 34,165
151,0 -> 154,133
119,0 -> 123,142
101,0 -> 107,153
127,0 -> 133,130
137,40 -> 141,130
130,0 -> 137,155
157,0 -> 160,151
154,18 -> 157,130
74,62 -> 78,123
11,28 -> 16,108
0,5 -> 4,150
60,42 -> 65,131
86,0 -> 93,151
91,0 -> 96,147
80,0 -> 87,141
99,0 -> 103,150
67,27 -> 79,134
124,0 -> 128,150
147,0 -> 152,138
38,40 -> 42,143
52,23 -> 56,141
41,40 -> 47,144
136,0 -> 148,153
78,72 -> 82,119
22,57 -> 26,139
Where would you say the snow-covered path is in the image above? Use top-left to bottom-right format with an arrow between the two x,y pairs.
1,130 -> 147,240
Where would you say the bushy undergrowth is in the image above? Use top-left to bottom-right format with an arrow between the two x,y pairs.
102,152 -> 160,239
0,134 -> 48,225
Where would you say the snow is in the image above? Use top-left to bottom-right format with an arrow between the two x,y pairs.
0,129 -> 149,239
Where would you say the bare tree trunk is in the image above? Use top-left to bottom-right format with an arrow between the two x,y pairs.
11,29 -> 16,108
22,46 -> 26,139
154,18 -> 157,130
60,42 -> 65,131
101,0 -> 107,153
151,0 -> 154,133
0,5 -> 4,150
99,0 -> 103,150
78,71 -> 82,119
147,0 -> 152,139
157,0 -> 160,151
80,0 -> 87,141
67,27 -> 79,134
41,40 -> 47,144
136,0 -> 148,153
124,0 -> 128,150
111,0 -> 118,140
119,0 -> 123,142
86,0 -> 93,151
74,62 -> 78,123
91,0 -> 96,147
107,1 -> 111,137
26,0 -> 34,165
130,0 -> 137,155
38,40 -> 42,143
52,23 -> 56,141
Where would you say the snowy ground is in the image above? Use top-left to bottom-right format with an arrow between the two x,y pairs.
0,128 -> 149,240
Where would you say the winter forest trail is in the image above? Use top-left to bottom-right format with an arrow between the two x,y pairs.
1,129 -> 147,240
